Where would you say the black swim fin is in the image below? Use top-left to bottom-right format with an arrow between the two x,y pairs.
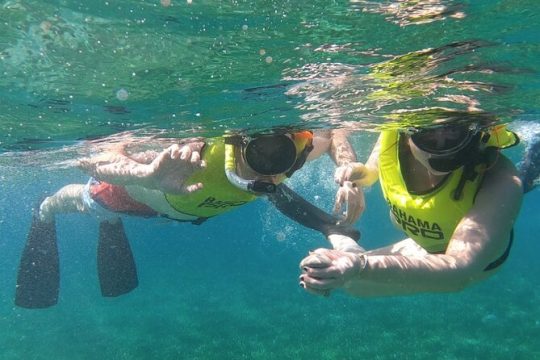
15,212 -> 59,309
97,219 -> 138,297
268,184 -> 360,241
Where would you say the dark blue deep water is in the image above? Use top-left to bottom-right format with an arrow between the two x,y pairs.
1,0 -> 539,359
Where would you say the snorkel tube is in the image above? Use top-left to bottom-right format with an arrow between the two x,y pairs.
224,142 -> 277,194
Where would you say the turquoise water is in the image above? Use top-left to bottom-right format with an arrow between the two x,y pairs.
1,0 -> 540,359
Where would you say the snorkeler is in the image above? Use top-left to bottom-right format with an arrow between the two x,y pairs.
15,129 -> 364,308
299,122 -> 524,297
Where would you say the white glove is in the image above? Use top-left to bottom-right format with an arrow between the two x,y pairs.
299,248 -> 366,297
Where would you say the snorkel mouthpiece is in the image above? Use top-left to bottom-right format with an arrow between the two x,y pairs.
248,181 -> 277,193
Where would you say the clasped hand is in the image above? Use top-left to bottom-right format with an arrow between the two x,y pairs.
299,248 -> 363,297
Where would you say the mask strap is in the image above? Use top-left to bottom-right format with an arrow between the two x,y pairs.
285,137 -> 314,178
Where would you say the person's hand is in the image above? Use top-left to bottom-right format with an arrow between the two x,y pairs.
146,142 -> 206,194
299,248 -> 365,297
334,162 -> 378,187
333,181 -> 365,225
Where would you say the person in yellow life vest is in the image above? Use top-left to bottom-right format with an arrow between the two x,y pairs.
16,129 -> 364,308
299,122 -> 525,297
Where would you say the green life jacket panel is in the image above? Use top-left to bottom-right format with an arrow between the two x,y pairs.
165,139 -> 257,218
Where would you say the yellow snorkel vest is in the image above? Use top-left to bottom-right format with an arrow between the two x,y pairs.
165,139 -> 257,218
379,125 -> 518,253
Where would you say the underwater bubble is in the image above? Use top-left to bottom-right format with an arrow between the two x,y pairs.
116,88 -> 129,101
512,120 -> 540,143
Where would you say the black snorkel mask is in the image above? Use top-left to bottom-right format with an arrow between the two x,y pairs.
224,133 -> 312,194
242,135 -> 298,176
408,123 -> 482,173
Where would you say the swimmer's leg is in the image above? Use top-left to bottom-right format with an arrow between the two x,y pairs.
97,218 -> 138,297
43,183 -> 139,297
39,184 -> 91,222
15,184 -> 87,308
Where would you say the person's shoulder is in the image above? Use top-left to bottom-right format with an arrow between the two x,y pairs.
489,154 -> 518,175
484,155 -> 523,194
307,132 -> 332,161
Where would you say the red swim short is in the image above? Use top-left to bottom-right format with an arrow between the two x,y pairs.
90,181 -> 158,217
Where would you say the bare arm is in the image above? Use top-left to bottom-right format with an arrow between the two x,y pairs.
308,129 -> 357,166
322,129 -> 365,224
331,133 -> 381,224
78,140 -> 206,194
301,156 -> 523,296
79,146 -> 155,185
328,129 -> 357,166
